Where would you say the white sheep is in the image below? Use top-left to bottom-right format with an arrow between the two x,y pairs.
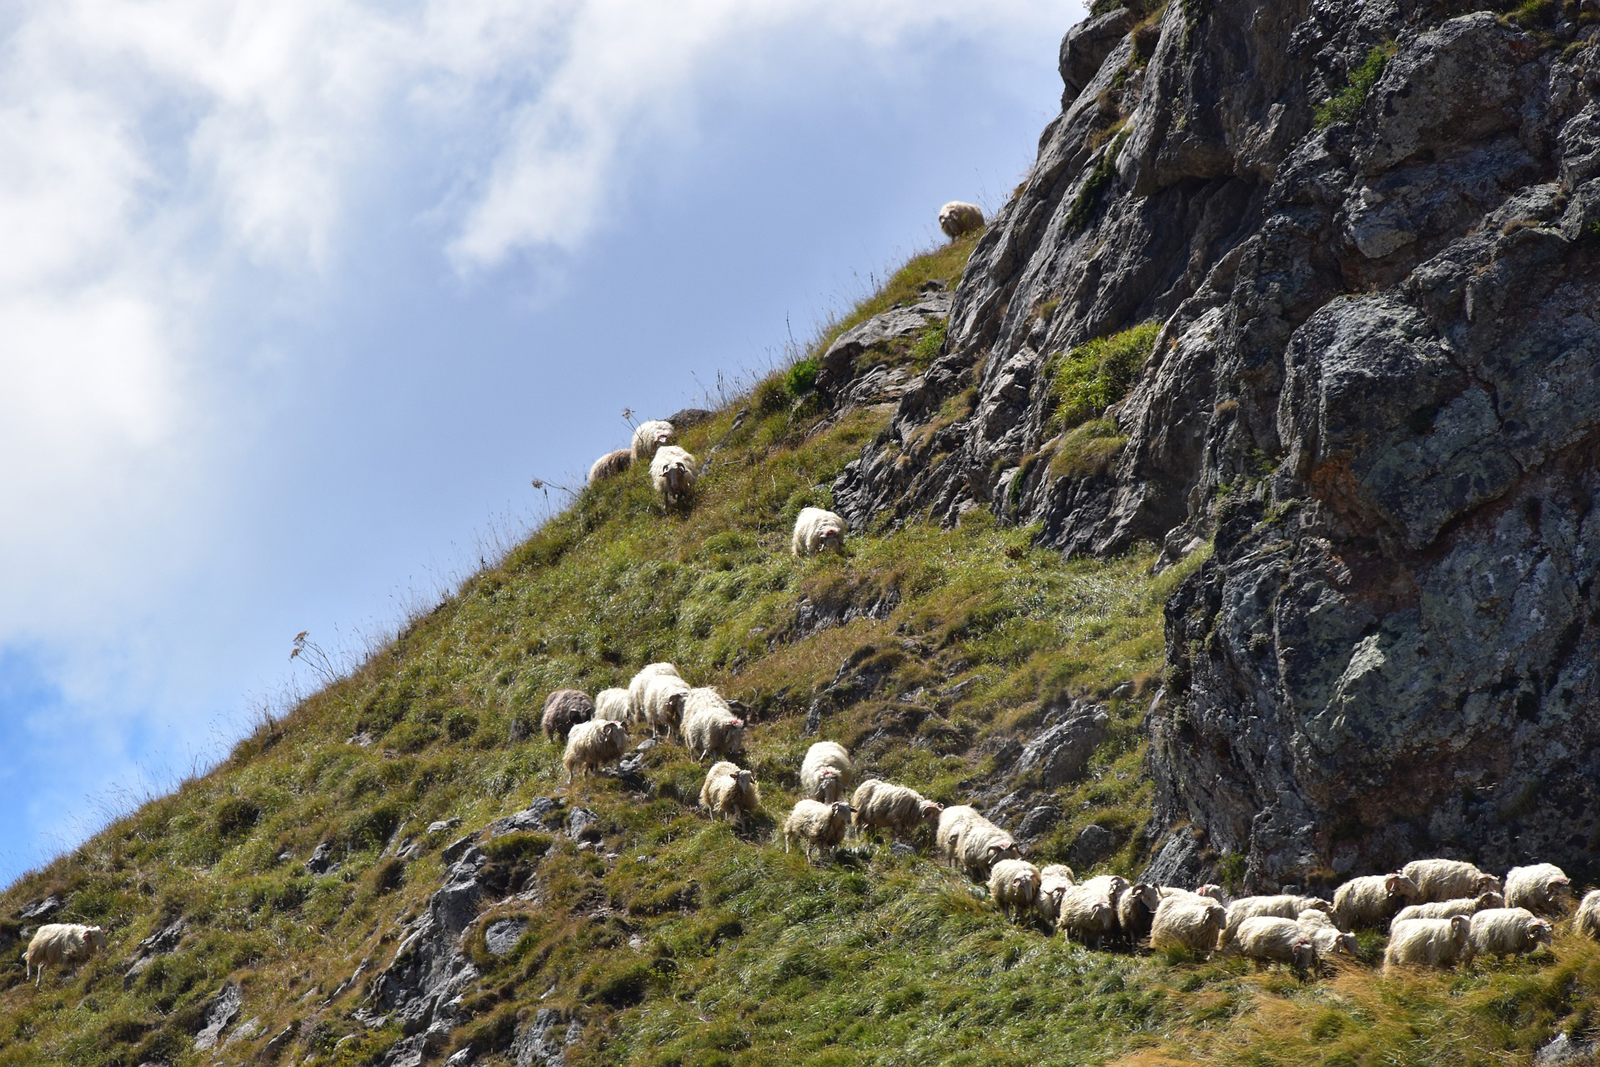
1332,871 -> 1422,929
800,741 -> 855,803
23,923 -> 107,987
594,687 -> 630,722
1577,890 -> 1600,942
1056,884 -> 1117,947
933,805 -> 1020,880
626,663 -> 679,727
681,687 -> 746,762
1150,894 -> 1227,957
1390,892 -> 1504,928
641,672 -> 691,741
1467,907 -> 1554,958
700,761 -> 761,828
988,859 -> 1042,921
1037,864 -> 1077,927
562,719 -> 629,783
540,688 -> 595,742
1401,858 -> 1501,902
650,445 -> 698,509
791,507 -> 846,558
1228,916 -> 1319,972
1503,863 -> 1573,917
631,419 -> 676,462
1384,916 -> 1472,972
783,799 -> 852,861
588,448 -> 633,485
1295,909 -> 1358,958
850,779 -> 942,842
1219,895 -> 1332,950
938,200 -> 984,240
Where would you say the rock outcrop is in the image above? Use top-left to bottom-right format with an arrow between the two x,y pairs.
835,0 -> 1600,888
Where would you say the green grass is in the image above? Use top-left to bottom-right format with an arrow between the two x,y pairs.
1049,417 -> 1131,480
1313,43 -> 1395,129
1051,321 -> 1162,431
1064,128 -> 1130,234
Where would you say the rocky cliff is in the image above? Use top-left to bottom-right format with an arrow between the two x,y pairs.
834,0 -> 1600,889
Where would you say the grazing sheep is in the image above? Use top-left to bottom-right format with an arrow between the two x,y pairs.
938,200 -> 984,239
1504,863 -> 1573,917
641,672 -> 691,741
988,859 -> 1042,921
783,800 -> 852,861
540,688 -> 595,742
1333,872 -> 1422,929
791,507 -> 846,558
850,779 -> 942,842
1115,883 -> 1165,948
1391,892 -> 1504,928
626,663 -> 679,726
1037,865 -> 1077,927
1056,884 -> 1118,947
1401,858 -> 1501,903
1575,890 -> 1600,941
594,687 -> 630,722
631,419 -> 675,462
800,742 -> 855,803
587,448 -> 633,485
23,923 -> 107,987
1220,895 -> 1332,950
933,806 -> 1020,879
1150,895 -> 1227,957
681,688 -> 746,762
650,445 -> 698,509
1467,907 -> 1554,958
562,719 -> 629,783
1228,917 -> 1319,972
1384,916 -> 1472,972
1296,909 -> 1358,958
700,761 -> 761,828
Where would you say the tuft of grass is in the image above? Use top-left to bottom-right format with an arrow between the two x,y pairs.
1048,418 -> 1130,480
1064,128 -> 1130,234
1314,43 -> 1395,129
1051,321 -> 1162,430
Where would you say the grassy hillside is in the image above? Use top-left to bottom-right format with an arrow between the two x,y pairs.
4,236 -> 1600,1067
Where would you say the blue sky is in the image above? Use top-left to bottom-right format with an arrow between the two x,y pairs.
0,0 -> 1082,885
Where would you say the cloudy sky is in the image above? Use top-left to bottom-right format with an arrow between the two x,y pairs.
0,0 -> 1081,884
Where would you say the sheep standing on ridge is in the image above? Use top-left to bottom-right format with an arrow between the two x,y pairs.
1332,872 -> 1421,929
1467,908 -> 1553,958
988,859 -> 1042,921
588,448 -> 633,485
681,688 -> 746,762
850,779 -> 942,843
594,687 -> 630,722
1295,909 -> 1358,958
1401,858 -> 1501,903
1056,884 -> 1117,947
1219,895 -> 1332,951
1228,917 -> 1318,972
1036,865 -> 1076,928
631,419 -> 676,462
627,663 -> 680,726
938,201 -> 984,240
800,741 -> 855,803
700,761 -> 761,828
650,446 -> 698,510
641,672 -> 691,741
1384,916 -> 1472,972
23,923 -> 107,988
1503,864 -> 1572,917
783,800 -> 852,861
1150,895 -> 1227,957
1114,883 -> 1164,948
934,806 -> 1019,881
562,719 -> 629,783
792,507 -> 846,558
1390,892 -> 1503,928
540,688 -> 595,742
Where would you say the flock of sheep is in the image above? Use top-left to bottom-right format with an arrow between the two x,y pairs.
548,654 -> 1600,979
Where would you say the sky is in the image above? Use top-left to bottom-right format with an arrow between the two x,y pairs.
0,0 -> 1083,886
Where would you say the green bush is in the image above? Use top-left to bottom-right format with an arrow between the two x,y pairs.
1051,321 -> 1161,429
785,358 -> 819,399
1314,43 -> 1394,128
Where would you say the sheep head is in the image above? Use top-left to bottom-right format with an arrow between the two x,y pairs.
1089,900 -> 1112,923
818,524 -> 844,551
986,839 -> 1020,867
1474,872 -> 1503,894
1476,891 -> 1505,910
1194,883 -> 1226,900
1385,872 -> 1422,900
723,720 -> 746,753
1131,883 -> 1162,910
1107,875 -> 1130,895
1548,877 -> 1573,904
1448,915 -> 1471,943
87,927 -> 107,951
1305,897 -> 1333,913
1012,872 -> 1038,902
1291,938 -> 1318,970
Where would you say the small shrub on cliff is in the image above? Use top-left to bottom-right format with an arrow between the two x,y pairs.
1050,321 -> 1161,430
1314,43 -> 1395,129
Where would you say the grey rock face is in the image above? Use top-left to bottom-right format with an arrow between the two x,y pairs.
1012,703 -> 1110,788
835,1 -> 1600,886
124,918 -> 187,989
484,918 -> 529,956
192,980 -> 241,1051
18,895 -> 61,921
815,290 -> 951,405
512,1009 -> 580,1067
